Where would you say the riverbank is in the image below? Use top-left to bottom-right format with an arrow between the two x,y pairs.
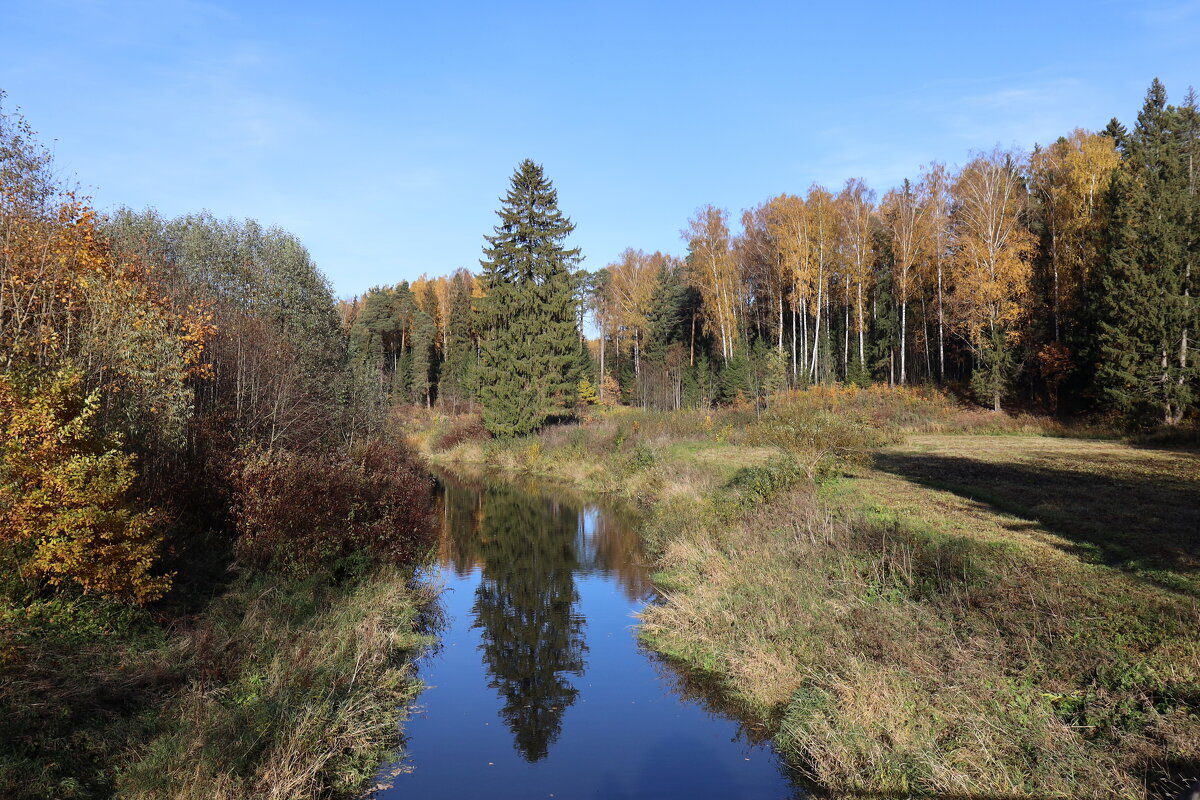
1,554 -> 431,799
417,388 -> 1200,798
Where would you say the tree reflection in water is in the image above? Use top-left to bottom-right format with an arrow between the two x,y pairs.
385,474 -> 804,799
466,483 -> 588,761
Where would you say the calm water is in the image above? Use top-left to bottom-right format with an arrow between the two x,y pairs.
374,472 -> 805,800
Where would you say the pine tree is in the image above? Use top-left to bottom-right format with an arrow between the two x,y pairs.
1095,79 -> 1199,425
478,160 -> 582,436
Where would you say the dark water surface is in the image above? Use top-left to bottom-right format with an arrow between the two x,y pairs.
374,472 -> 804,800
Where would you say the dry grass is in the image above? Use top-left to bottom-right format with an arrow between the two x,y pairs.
0,562 -> 431,800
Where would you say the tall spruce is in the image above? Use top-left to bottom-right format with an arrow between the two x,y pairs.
1095,79 -> 1199,424
439,271 -> 475,407
478,160 -> 582,436
641,261 -> 689,409
410,309 -> 435,407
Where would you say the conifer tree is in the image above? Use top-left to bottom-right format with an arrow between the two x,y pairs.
422,279 -> 442,372
440,270 -> 475,407
410,309 -> 435,407
1095,79 -> 1199,424
633,256 -> 688,409
644,262 -> 689,359
349,287 -> 401,399
478,160 -> 581,436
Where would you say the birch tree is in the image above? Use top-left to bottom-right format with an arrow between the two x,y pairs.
683,206 -> 740,363
838,179 -> 876,377
882,179 -> 926,384
949,149 -> 1036,411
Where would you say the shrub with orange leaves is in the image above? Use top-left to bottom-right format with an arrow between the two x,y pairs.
0,369 -> 170,604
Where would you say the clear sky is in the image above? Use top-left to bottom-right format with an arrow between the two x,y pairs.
2,0 -> 1197,297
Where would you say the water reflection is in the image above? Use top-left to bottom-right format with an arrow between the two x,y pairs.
435,473 -> 653,761
380,471 -> 803,799
471,485 -> 586,761
436,474 -> 651,601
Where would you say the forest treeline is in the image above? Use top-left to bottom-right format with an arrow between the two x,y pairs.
3,77 -> 1196,598
348,79 -> 1198,431
0,94 -> 431,607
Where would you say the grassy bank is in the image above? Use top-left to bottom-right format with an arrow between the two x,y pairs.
0,561 -> 431,799
419,388 -> 1200,798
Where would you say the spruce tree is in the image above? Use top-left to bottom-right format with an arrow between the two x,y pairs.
644,264 -> 689,358
439,271 -> 475,407
348,287 -> 401,399
1094,79 -> 1199,425
422,280 -> 443,393
1102,117 -> 1128,153
410,309 -> 435,407
478,160 -> 582,436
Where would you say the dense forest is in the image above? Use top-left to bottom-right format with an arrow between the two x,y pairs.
348,79 -> 1198,431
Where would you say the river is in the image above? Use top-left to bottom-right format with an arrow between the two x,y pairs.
373,471 -> 805,799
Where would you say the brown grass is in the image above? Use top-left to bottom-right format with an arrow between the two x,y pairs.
115,566 -> 432,800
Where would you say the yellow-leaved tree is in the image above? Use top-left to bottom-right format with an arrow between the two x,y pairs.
606,248 -> 660,382
766,193 -> 808,380
0,370 -> 170,604
882,179 -> 926,385
837,178 -> 876,380
683,205 -> 741,364
1029,129 -> 1119,343
950,149 -> 1036,411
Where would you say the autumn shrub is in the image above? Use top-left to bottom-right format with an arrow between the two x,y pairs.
231,438 -> 436,573
431,415 -> 491,452
0,369 -> 170,604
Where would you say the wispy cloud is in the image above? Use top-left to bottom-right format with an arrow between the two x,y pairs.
1130,0 -> 1200,47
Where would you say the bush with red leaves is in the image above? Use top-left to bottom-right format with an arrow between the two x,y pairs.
431,416 -> 491,452
230,439 -> 435,573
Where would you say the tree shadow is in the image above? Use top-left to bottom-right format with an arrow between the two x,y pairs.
871,450 -> 1199,593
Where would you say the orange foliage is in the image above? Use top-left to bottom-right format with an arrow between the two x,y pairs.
949,150 -> 1036,348
0,370 -> 171,603
2,193 -> 215,450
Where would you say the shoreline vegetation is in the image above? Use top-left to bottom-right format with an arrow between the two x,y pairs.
2,548 -> 432,800
414,385 -> 1200,799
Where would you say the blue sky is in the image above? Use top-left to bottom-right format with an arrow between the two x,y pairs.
2,1 -> 1197,297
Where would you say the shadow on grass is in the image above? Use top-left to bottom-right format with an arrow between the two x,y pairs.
872,451 -> 1200,594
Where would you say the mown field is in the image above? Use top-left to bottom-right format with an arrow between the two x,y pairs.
418,388 -> 1200,798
